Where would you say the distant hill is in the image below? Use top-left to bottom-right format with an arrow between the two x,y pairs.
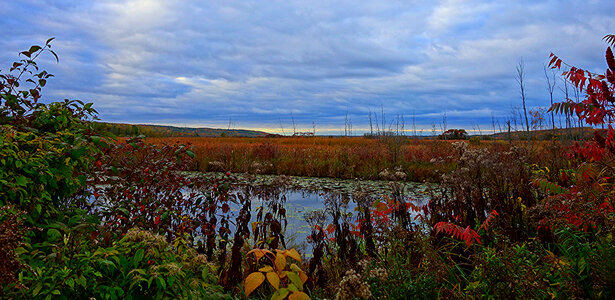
486,127 -> 596,141
92,122 -> 275,138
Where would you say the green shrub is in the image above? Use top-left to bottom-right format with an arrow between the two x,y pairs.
7,225 -> 230,299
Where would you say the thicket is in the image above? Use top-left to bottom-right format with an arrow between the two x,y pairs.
1,35 -> 614,299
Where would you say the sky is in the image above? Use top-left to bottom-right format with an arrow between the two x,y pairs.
1,0 -> 614,135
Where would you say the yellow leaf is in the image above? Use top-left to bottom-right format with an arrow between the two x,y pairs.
298,270 -> 308,283
287,249 -> 301,262
259,266 -> 274,273
275,253 -> 286,272
244,272 -> 265,297
247,249 -> 273,262
289,291 -> 310,300
247,249 -> 264,261
266,272 -> 280,290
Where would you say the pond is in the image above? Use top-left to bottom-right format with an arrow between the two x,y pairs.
194,172 -> 435,251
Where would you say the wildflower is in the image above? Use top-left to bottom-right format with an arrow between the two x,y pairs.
334,269 -> 372,300
369,268 -> 388,281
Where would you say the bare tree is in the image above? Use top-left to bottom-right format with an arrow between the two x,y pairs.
505,120 -> 512,143
509,105 -> 519,132
349,115 -> 353,136
312,121 -> 316,135
344,111 -> 353,136
440,112 -> 448,140
412,110 -> 417,138
344,111 -> 348,136
373,111 -> 380,135
381,104 -> 385,135
544,64 -> 557,130
515,58 -> 530,135
443,111 -> 447,133
279,118 -> 285,136
559,77 -> 572,139
368,109 -> 373,135
290,112 -> 297,135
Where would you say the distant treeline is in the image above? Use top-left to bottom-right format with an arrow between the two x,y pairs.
91,122 -> 273,138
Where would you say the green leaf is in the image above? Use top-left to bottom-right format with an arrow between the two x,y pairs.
28,45 -> 42,54
287,283 -> 299,292
78,175 -> 86,186
271,288 -> 290,300
67,278 -> 75,288
118,208 -> 130,216
77,275 -> 87,287
71,147 -> 86,159
32,282 -> 43,296
47,228 -> 62,242
16,175 -> 28,186
287,272 -> 303,291
186,150 -> 195,158
156,277 -> 166,290
134,249 -> 144,265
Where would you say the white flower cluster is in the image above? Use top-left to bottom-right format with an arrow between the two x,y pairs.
334,269 -> 372,300
378,165 -> 407,181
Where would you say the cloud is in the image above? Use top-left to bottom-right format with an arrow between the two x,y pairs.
1,0 -> 614,133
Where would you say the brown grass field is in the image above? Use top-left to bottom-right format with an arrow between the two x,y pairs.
140,136 -> 568,182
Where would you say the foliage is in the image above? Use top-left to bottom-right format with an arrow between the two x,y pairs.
0,39 -> 98,227
439,129 -> 468,140
0,41 -> 232,299
0,206 -> 28,285
434,210 -> 498,247
533,34 -> 615,236
244,248 -> 309,299
93,121 -> 269,138
428,142 -> 535,241
7,224 -> 229,299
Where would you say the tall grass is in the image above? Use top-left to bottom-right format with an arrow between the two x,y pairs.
142,137 -> 571,182
142,137 -> 454,181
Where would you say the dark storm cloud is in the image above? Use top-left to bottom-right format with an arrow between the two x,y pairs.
1,0 -> 614,133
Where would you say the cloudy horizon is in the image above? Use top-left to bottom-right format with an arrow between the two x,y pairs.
2,0 -> 614,135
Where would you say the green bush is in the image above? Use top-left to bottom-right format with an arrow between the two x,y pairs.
6,221 -> 229,299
